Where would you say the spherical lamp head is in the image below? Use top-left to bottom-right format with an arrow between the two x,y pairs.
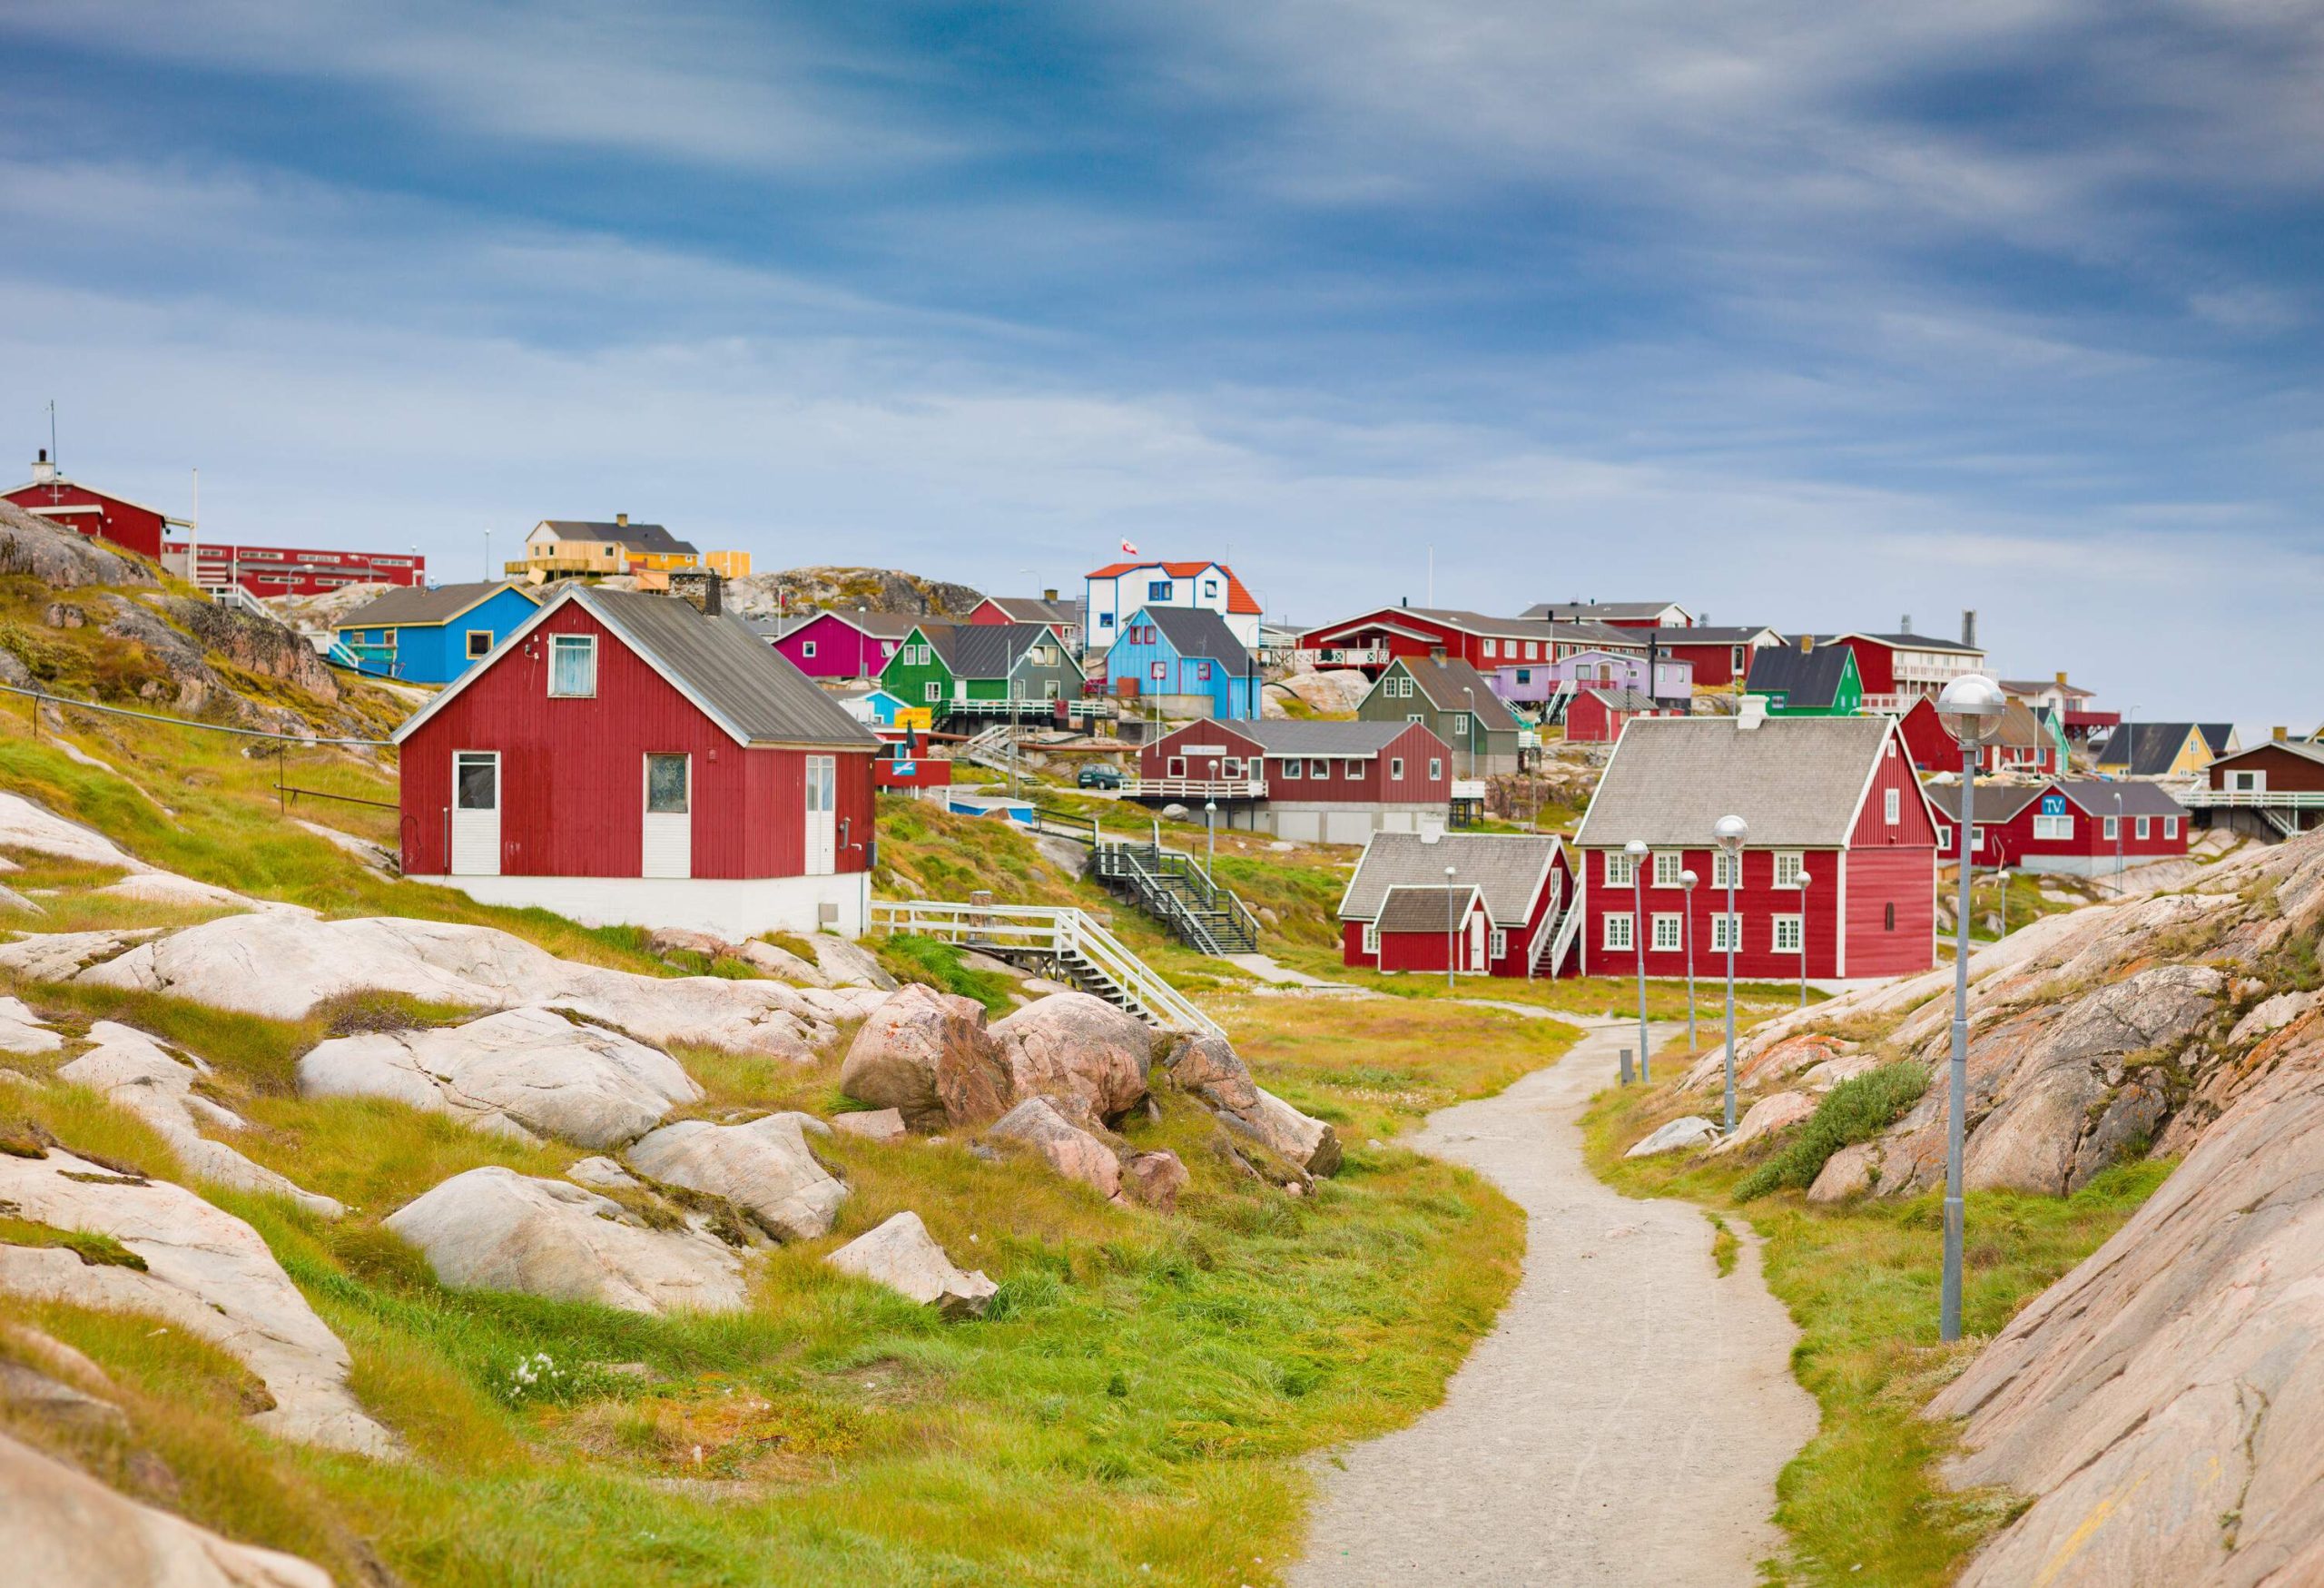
1679,869 -> 1698,891
1797,870 -> 1812,887
1937,674 -> 2007,746
1713,813 -> 1748,853
1623,838 -> 1649,858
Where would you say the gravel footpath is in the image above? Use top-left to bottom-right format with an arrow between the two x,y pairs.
1289,1021 -> 1818,1586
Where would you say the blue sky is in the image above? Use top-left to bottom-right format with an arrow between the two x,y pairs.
3,1 -> 2319,726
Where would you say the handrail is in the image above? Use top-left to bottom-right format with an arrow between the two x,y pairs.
1117,776 -> 1269,800
1116,845 -> 1222,953
867,898 -> 1222,1037
2176,788 -> 2322,808
1094,838 -> 1261,952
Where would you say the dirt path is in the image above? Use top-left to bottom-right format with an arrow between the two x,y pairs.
1290,1021 -> 1818,1587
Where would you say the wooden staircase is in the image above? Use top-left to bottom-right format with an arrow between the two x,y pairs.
868,898 -> 1224,1038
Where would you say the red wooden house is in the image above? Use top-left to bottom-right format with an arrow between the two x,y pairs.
392,579 -> 881,939
2190,737 -> 2324,837
5,450 -> 178,560
1338,832 -> 1575,977
1926,779 -> 2188,877
1637,626 -> 1782,690
1799,628 -> 1985,713
1571,715 -> 1937,982
1896,695 -> 2065,777
1296,605 -> 1644,676
1563,686 -> 1679,745
1136,719 -> 1452,843
966,592 -> 1080,651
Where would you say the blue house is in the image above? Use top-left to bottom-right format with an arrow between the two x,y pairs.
1104,605 -> 1260,719
332,581 -> 542,685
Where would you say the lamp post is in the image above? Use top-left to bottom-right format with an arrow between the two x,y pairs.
1937,673 -> 2007,1342
1679,869 -> 1699,1049
1625,838 -> 1650,1082
2113,791 -> 2125,896
1995,869 -> 2010,939
1796,868 -> 1813,1009
1444,863 -> 1458,988
1204,798 -> 1216,873
1714,814 -> 1747,1132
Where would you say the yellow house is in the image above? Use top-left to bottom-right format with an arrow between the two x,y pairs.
704,549 -> 753,579
2095,721 -> 2235,778
517,515 -> 701,577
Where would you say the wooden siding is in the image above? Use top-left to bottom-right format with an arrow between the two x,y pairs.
1141,721 -> 1452,805
2207,743 -> 2324,792
3,482 -> 169,561
1843,848 -> 1935,977
773,613 -> 897,681
399,602 -> 874,880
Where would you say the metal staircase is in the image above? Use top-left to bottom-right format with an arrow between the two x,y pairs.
1529,874 -> 1583,978
1092,839 -> 1261,955
868,898 -> 1224,1038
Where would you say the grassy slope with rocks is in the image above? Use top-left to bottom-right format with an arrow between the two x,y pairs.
0,542 -> 1564,1584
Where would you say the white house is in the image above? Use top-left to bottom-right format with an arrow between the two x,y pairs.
1083,559 -> 1262,656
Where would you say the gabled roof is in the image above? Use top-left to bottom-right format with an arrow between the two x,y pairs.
2093,722 -> 2209,775
1374,884 -> 1484,934
2052,779 -> 2189,819
1994,699 -> 2058,750
1130,606 -> 1253,669
1925,783 -> 2046,825
338,580 -> 538,630
537,519 -> 700,557
1814,631 -> 1985,656
5,476 -> 182,522
1390,656 -> 1521,731
1231,720 -> 1434,756
1339,832 -> 1564,926
912,620 -> 1074,681
1520,601 -> 1695,624
2196,723 -> 2237,756
1573,715 -> 1917,848
1360,607 -> 1644,649
2211,738 -> 2324,770
1745,643 -> 1854,709
1084,560 -> 1260,615
1579,686 -> 1659,713
1999,677 -> 2095,700
390,585 -> 877,751
1642,626 -> 1781,646
786,609 -> 927,641
980,596 -> 1080,628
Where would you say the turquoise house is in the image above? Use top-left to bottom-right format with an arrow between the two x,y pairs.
333,581 -> 542,684
1102,606 -> 1259,719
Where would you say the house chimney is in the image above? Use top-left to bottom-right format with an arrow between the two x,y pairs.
1961,609 -> 1978,648
1798,634 -> 1813,653
1043,587 -> 1058,603
1901,613 -> 1913,635
1401,596 -> 1409,607
2055,670 -> 2068,688
29,449 -> 54,485
2275,725 -> 2289,743
615,512 -> 629,528
669,568 -> 722,617
1738,695 -> 1768,731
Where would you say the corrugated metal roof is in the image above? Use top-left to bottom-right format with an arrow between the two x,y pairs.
1572,715 -> 1898,848
1341,832 -> 1561,925
920,620 -> 1062,680
1925,783 -> 2045,824
1580,686 -> 1659,713
1137,606 -> 1254,667
1396,656 -> 1521,731
539,519 -> 700,557
580,587 -> 878,748
1235,720 -> 1431,755
1744,643 -> 1852,708
1375,884 -> 1482,933
340,580 -> 537,629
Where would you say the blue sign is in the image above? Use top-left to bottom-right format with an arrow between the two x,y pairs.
2040,793 -> 2067,815
892,762 -> 917,776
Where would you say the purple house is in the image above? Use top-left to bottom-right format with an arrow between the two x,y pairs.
1492,647 -> 1691,707
761,611 -> 929,681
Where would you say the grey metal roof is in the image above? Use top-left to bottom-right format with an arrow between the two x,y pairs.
984,596 -> 1079,628
1395,656 -> 1521,731
1379,607 -> 1642,649
1643,626 -> 1779,645
2212,738 -> 2324,770
2053,780 -> 2188,818
921,620 -> 1068,681
2195,723 -> 2237,756
1521,601 -> 1691,623
1140,606 -> 1254,668
1925,784 -> 2045,824
1571,715 -> 1899,848
1845,631 -> 1984,655
1232,720 -> 1434,756
2093,722 -> 2209,775
1745,643 -> 1853,709
578,587 -> 878,748
1375,884 -> 1482,933
340,580 -> 537,629
1340,832 -> 1562,925
1579,686 -> 1659,713
539,519 -> 700,557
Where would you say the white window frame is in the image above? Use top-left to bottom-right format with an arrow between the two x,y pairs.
1651,912 -> 1682,951
547,634 -> 597,698
1222,756 -> 1243,778
1653,851 -> 1683,888
801,638 -> 817,659
1602,912 -> 1634,951
1427,757 -> 1442,779
1452,715 -> 1470,736
2033,813 -> 2073,840
1390,757 -> 1404,779
1482,637 -> 1497,657
2102,815 -> 2120,840
2164,815 -> 2180,839
1344,758 -> 1363,779
1489,927 -> 1509,959
924,682 -> 941,703
1167,756 -> 1187,778
1711,850 -> 1741,889
1774,851 -> 1805,889
1361,922 -> 1379,954
1408,712 -> 1427,725
1282,758 -> 1303,780
1884,787 -> 1901,825
1935,824 -> 1953,852
2135,815 -> 2151,840
1310,758 -> 1330,778
1605,850 -> 1637,888
1972,824 -> 1986,851
1710,912 -> 1742,952
1772,914 -> 1803,953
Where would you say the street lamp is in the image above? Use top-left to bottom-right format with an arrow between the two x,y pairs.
1679,868 -> 1699,1049
1995,869 -> 2011,938
1625,838 -> 1650,1083
1714,814 -> 1748,1133
1444,863 -> 1458,988
1937,672 -> 2006,1343
1796,868 -> 1813,1009
1204,798 -> 1216,873
2112,790 -> 2125,896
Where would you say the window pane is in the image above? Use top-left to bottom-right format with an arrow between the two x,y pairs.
550,636 -> 596,695
456,755 -> 497,810
646,755 -> 689,814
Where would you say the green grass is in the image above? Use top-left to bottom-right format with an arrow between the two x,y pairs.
0,1213 -> 148,1268
1581,1077 -> 2171,1584
1273,946 -> 1823,1024
1734,1062 -> 1929,1201
875,932 -> 1022,1015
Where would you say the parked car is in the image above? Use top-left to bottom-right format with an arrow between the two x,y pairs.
1077,763 -> 1123,790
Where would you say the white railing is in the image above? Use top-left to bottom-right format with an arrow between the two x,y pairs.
960,723 -> 1016,774
1118,776 -> 1267,800
1451,778 -> 1488,801
868,898 -> 1224,1038
1299,646 -> 1390,668
2176,788 -> 2324,809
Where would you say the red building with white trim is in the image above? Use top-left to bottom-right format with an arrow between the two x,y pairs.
1563,687 -> 1679,745
1571,715 -> 1937,982
4,450 -> 178,560
1896,696 -> 2065,777
1296,605 -> 1646,676
392,579 -> 881,938
173,541 -> 425,596
1338,832 -> 1574,976
1637,626 -> 1784,690
1927,779 -> 2190,877
1137,719 -> 1452,843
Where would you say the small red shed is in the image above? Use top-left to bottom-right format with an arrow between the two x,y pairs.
1338,832 -> 1575,978
392,580 -> 881,938
1563,686 -> 1678,745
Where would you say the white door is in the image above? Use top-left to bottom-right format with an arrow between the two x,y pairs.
804,755 -> 837,875
450,752 -> 500,876
1467,911 -> 1488,971
642,754 -> 691,879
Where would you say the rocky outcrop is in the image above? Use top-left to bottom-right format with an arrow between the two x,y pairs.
721,567 -> 983,623
1710,1090 -> 1815,1154
1624,1116 -> 1721,1159
825,1211 -> 996,1318
986,1097 -> 1123,1201
1929,1047 -> 2324,1587
0,1427 -> 334,1587
297,1004 -> 703,1149
1166,1033 -> 1343,1175
0,500 -> 154,588
990,991 -> 1154,1129
625,1113 -> 847,1242
838,984 -> 1013,1131
162,594 -> 340,704
59,1021 -> 343,1217
0,912 -> 883,1058
1121,1149 -> 1190,1211
1273,668 -> 1372,716
384,1166 -> 746,1316
0,791 -> 156,873
0,994 -> 62,1056
0,1145 -> 396,1456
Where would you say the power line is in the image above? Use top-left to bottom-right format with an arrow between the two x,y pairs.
0,680 -> 392,747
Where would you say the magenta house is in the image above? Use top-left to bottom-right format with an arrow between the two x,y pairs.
1492,647 -> 1692,707
763,611 -> 929,682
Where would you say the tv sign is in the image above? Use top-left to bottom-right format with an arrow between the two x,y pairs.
2039,793 -> 2068,816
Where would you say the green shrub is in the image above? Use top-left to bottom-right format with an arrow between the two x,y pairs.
875,932 -> 1019,1015
1735,1061 -> 1929,1201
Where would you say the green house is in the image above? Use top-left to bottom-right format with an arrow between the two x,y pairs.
1356,655 -> 1523,775
1743,642 -> 1862,716
879,621 -> 1086,715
